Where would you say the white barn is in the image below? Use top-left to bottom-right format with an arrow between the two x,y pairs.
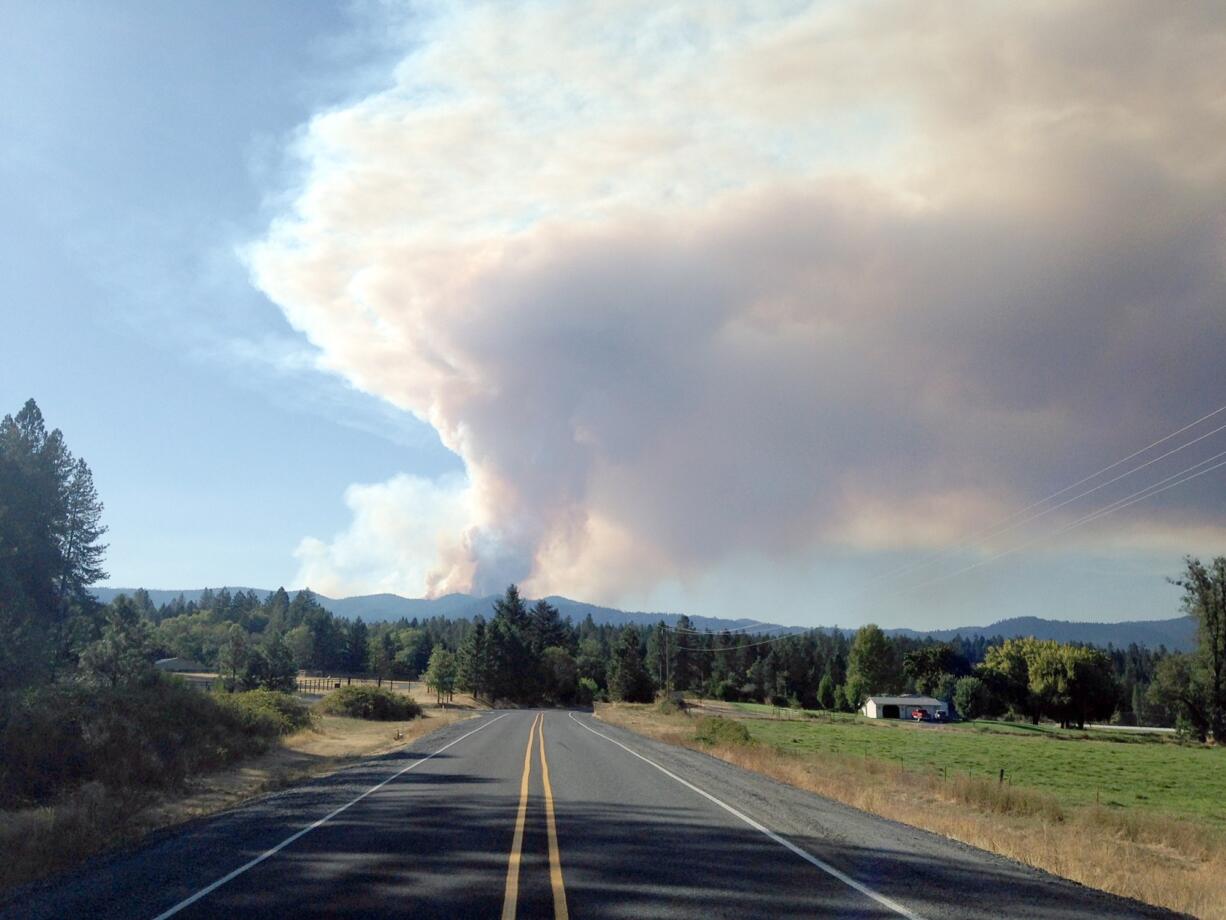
154,657 -> 206,673
861,694 -> 949,721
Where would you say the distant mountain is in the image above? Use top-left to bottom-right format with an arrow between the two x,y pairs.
92,586 -> 778,634
884,616 -> 1197,652
90,586 -> 1194,651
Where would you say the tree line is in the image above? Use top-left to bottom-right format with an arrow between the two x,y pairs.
4,398 -> 1224,739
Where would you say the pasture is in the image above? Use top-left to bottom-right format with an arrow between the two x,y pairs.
728,708 -> 1225,823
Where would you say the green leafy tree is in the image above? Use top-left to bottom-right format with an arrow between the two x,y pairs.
286,624 -> 315,671
847,625 -> 899,697
369,631 -> 396,685
424,647 -> 458,704
576,637 -> 608,691
953,676 -> 992,721
1148,653 -> 1211,741
903,644 -> 961,695
218,623 -> 250,689
843,674 -> 869,711
980,638 -> 1041,723
1173,556 -> 1226,740
817,673 -> 836,710
980,637 -> 1118,727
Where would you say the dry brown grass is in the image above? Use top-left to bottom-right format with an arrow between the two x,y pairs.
0,709 -> 473,892
597,703 -> 1226,919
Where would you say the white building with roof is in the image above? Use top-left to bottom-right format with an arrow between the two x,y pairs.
154,656 -> 206,673
861,694 -> 949,720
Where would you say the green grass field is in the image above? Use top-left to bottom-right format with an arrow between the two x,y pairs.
727,709 -> 1226,823
724,701 -> 1224,822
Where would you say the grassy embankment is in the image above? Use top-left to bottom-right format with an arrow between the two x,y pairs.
0,679 -> 474,892
598,701 -> 1226,919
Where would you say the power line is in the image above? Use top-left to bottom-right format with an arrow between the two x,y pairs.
663,402 -> 1226,653
671,414 -> 1226,652
892,447 -> 1226,595
871,402 -> 1226,585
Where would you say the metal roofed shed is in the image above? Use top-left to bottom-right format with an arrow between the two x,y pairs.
154,656 -> 206,673
861,694 -> 950,721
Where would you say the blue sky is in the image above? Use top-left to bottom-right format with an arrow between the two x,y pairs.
3,2 -> 1224,627
0,1 -> 459,587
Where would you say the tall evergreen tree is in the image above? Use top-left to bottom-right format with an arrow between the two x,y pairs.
670,615 -> 696,692
346,618 -> 370,672
528,599 -> 569,654
484,585 -> 539,702
609,628 -> 655,703
0,399 -> 107,685
79,596 -> 155,688
457,617 -> 490,701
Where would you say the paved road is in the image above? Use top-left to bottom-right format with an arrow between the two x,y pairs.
1,711 -> 1182,919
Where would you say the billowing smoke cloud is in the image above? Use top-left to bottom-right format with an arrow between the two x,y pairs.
250,1 -> 1226,603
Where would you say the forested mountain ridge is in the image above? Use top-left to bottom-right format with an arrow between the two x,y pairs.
91,586 -> 1196,651
89,587 -> 767,634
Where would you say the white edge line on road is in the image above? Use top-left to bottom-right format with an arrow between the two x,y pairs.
568,713 -> 925,920
150,713 -> 510,920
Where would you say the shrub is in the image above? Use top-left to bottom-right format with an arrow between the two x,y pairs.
693,716 -> 753,747
214,689 -> 313,735
0,676 -> 298,808
658,696 -> 688,715
575,676 -> 599,706
317,686 -> 423,721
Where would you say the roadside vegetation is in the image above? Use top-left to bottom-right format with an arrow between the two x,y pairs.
0,400 -> 440,892
600,701 -> 1226,918
318,686 -> 423,720
3,395 -> 1224,912
693,715 -> 753,747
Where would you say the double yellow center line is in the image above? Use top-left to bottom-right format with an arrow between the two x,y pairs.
502,713 -> 569,920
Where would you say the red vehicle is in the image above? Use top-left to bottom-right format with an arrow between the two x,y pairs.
911,708 -> 931,722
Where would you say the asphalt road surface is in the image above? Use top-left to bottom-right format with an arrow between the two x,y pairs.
2,711 -> 1182,919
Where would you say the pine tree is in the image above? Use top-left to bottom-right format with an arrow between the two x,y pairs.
609,628 -> 655,703
79,596 -> 155,688
817,673 -> 836,710
266,587 -> 291,633
346,618 -> 370,672
263,632 -> 298,691
528,599 -> 569,654
457,617 -> 490,701
0,399 -> 108,685
670,615 -> 696,692
486,585 -> 539,703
